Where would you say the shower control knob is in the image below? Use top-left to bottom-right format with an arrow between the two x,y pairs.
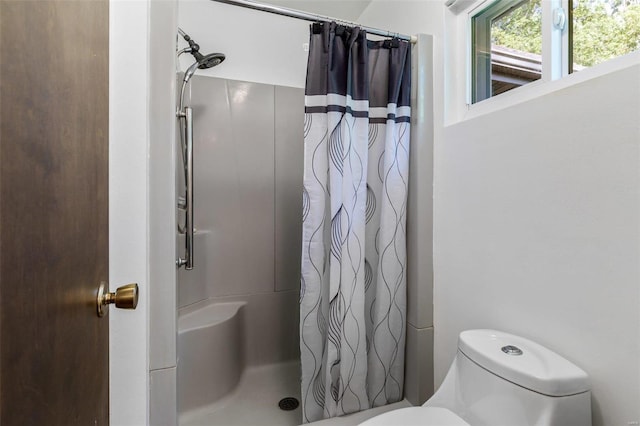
96,281 -> 139,317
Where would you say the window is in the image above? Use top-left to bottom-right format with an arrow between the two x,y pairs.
472,0 -> 543,103
470,0 -> 640,104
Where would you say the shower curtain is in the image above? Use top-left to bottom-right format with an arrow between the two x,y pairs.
300,22 -> 411,423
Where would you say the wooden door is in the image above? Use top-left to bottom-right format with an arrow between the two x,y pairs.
0,1 -> 110,424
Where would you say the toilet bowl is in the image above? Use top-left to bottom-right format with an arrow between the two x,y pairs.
359,329 -> 591,426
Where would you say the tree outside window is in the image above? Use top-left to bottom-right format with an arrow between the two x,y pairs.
492,0 -> 640,70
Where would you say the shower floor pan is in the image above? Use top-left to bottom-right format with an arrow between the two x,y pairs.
177,298 -> 408,425
180,360 -> 301,426
179,358 -> 409,426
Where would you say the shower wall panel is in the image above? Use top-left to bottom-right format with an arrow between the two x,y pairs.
275,87 -> 304,293
178,76 -> 303,364
190,77 -> 275,298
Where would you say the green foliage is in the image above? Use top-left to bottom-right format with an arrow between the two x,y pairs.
492,0 -> 543,54
622,5 -> 640,50
490,0 -> 640,67
573,0 -> 640,66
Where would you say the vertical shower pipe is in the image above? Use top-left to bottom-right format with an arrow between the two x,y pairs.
176,29 -> 225,270
177,106 -> 194,270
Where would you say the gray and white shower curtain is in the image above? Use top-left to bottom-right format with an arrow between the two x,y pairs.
300,22 -> 411,423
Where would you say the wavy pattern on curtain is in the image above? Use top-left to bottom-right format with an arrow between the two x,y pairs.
300,22 -> 412,423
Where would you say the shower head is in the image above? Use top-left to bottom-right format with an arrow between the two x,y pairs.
178,28 -> 225,83
194,51 -> 226,70
183,52 -> 226,83
177,29 -> 226,112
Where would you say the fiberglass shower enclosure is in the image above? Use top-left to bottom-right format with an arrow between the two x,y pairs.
175,23 -> 305,426
175,76 -> 305,425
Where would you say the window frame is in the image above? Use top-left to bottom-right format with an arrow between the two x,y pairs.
468,0 -> 570,105
471,0 -> 533,103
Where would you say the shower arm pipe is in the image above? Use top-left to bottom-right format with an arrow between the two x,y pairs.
177,47 -> 193,57
210,0 -> 417,43
177,106 -> 194,270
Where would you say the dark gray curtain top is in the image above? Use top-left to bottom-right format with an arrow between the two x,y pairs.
367,39 -> 412,109
305,22 -> 411,110
305,22 -> 367,100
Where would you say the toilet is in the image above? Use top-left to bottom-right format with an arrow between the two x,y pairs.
360,329 -> 591,426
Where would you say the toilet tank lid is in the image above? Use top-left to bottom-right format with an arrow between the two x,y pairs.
458,329 -> 590,397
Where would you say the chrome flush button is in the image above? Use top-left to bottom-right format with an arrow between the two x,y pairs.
501,345 -> 523,356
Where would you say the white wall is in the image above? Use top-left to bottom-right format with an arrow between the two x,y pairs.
111,1 -> 179,424
434,62 -> 640,426
109,0 -> 150,424
359,2 -> 640,426
148,0 -> 179,424
263,0 -> 370,20
178,0 -> 311,87
177,0 -> 409,88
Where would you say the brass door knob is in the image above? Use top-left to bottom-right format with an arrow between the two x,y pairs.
97,282 -> 139,317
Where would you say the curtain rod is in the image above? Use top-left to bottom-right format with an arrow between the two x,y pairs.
211,0 -> 417,43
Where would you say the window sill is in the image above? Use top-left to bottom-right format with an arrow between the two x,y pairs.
452,49 -> 640,125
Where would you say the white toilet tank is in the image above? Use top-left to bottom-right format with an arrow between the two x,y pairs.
425,329 -> 592,426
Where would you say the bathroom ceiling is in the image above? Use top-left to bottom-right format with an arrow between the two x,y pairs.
260,0 -> 372,21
